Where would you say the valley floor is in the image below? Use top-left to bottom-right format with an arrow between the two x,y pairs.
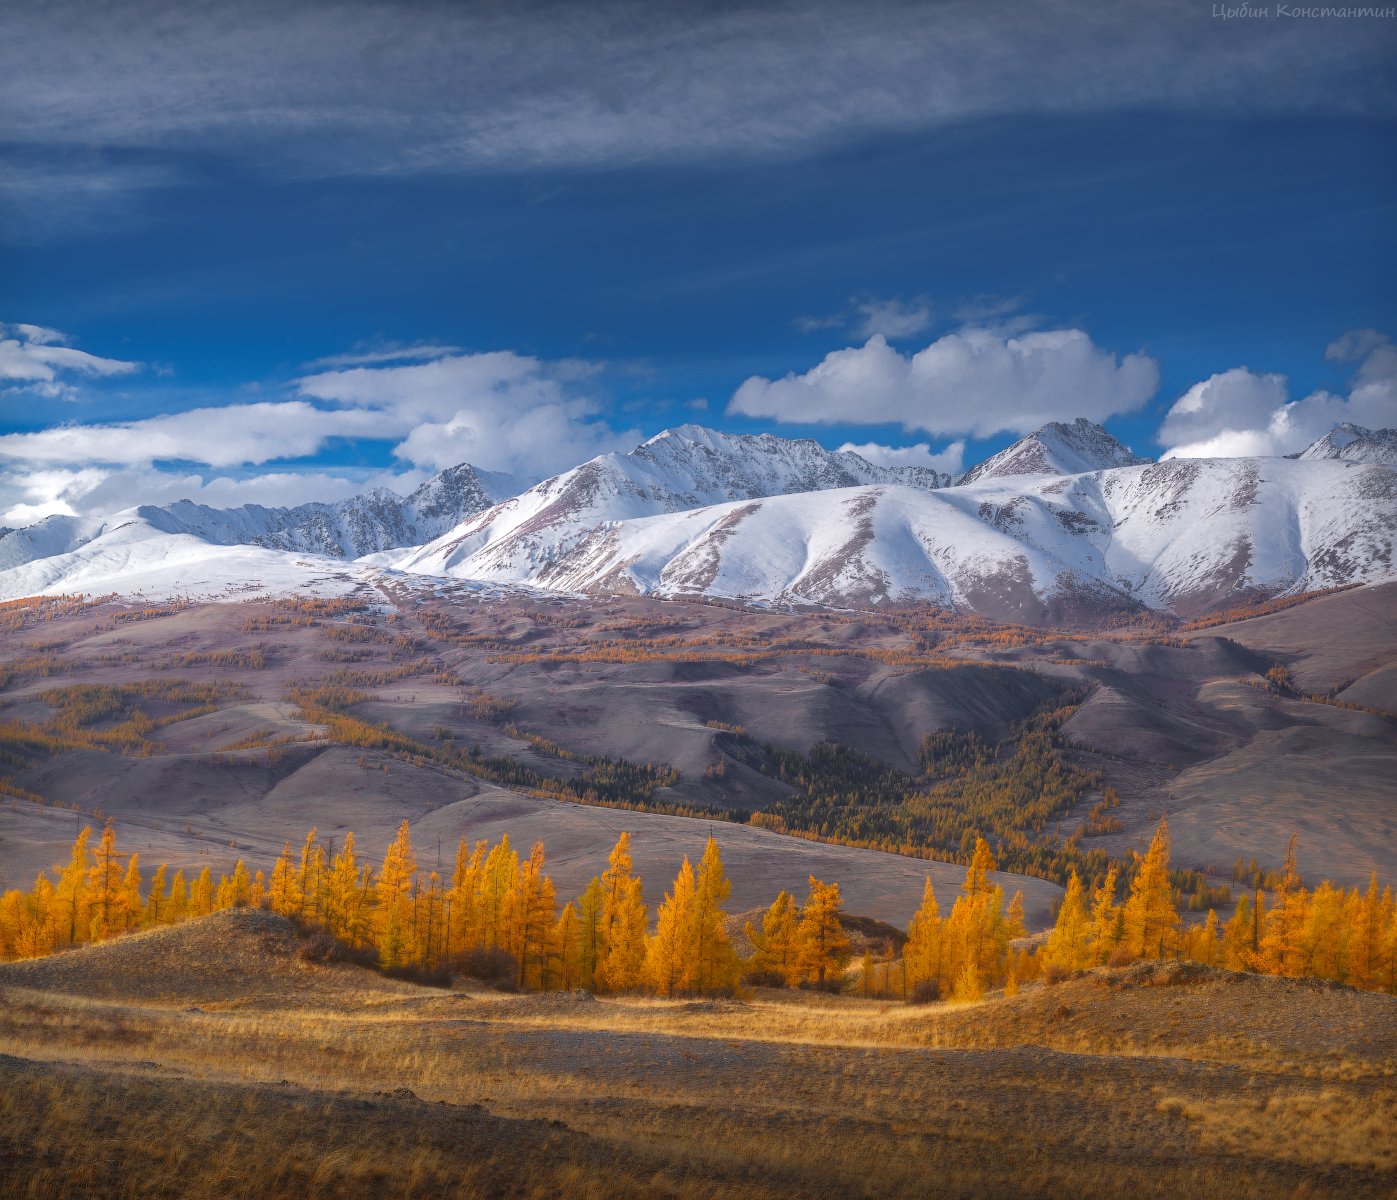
1,912 -> 1393,1199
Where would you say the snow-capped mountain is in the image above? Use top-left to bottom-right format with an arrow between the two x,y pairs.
958,418 -> 1151,484
1,421 -> 1393,619
0,508 -> 376,602
390,425 -> 949,579
1291,423 -> 1397,467
388,456 -> 1394,618
0,462 -> 523,577
146,463 -> 525,559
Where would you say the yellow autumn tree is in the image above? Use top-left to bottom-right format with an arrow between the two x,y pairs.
323,832 -> 368,946
1040,870 -> 1090,976
510,841 -> 557,989
645,856 -> 696,996
120,854 -> 143,932
142,864 -> 167,928
1086,865 -> 1121,965
1259,835 -> 1308,976
267,842 -> 300,917
165,869 -> 189,926
688,838 -> 740,994
554,901 -> 583,990
940,839 -> 1012,992
902,878 -> 943,994
597,833 -> 647,992
448,837 -> 487,960
374,821 -> 418,970
795,876 -> 851,988
576,876 -> 605,991
87,822 -> 126,941
1120,819 -> 1179,961
54,826 -> 91,949
190,867 -> 215,918
296,829 -> 325,924
479,834 -> 519,952
746,890 -> 800,986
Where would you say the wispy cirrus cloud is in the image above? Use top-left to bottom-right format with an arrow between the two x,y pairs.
303,342 -> 465,370
2,0 -> 1393,234
0,322 -> 140,400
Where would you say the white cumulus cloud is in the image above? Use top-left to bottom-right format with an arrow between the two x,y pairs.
0,401 -> 396,469
0,463 -> 430,526
839,439 -> 965,475
297,351 -> 637,476
1158,330 -> 1397,459
729,328 -> 1158,439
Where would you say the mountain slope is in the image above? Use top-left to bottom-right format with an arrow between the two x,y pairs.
0,461 -> 524,585
144,463 -> 525,559
958,418 -> 1151,485
0,509 -> 377,602
2,425 -> 1393,618
398,457 -> 1395,619
391,424 -> 948,578
1291,422 -> 1397,467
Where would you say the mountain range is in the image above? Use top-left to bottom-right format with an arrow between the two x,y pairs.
1,420 -> 1393,620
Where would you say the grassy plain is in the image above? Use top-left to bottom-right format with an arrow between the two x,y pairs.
1,910 -> 1393,1199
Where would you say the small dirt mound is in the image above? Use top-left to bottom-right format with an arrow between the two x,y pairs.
503,990 -> 603,1017
0,910 -> 401,1004
1093,960 -> 1228,990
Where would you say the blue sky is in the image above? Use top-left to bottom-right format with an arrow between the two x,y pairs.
1,1 -> 1395,523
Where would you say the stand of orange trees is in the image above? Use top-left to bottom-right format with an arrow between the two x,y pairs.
1,818 -> 1394,998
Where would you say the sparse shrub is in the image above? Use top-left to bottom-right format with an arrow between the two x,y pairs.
741,969 -> 788,989
458,947 -> 519,989
1107,945 -> 1136,969
908,978 -> 941,1005
1041,961 -> 1071,987
381,962 -> 454,989
296,932 -> 368,966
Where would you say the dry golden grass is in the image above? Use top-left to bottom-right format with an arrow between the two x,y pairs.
0,912 -> 1394,1199
1157,1088 -> 1397,1171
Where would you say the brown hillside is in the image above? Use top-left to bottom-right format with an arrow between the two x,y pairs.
0,909 -> 413,1004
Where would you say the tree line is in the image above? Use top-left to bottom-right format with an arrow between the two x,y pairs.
1,819 -> 1393,999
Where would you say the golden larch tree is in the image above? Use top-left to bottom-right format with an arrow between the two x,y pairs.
511,841 -> 557,989
689,838 -> 740,994
645,856 -> 696,996
795,877 -> 851,988
1040,870 -> 1090,975
55,826 -> 91,949
374,821 -> 418,970
746,890 -> 800,986
902,878 -> 943,992
597,832 -> 647,992
1086,866 -> 1121,965
479,834 -> 519,952
86,822 -> 126,941
1120,819 -> 1179,961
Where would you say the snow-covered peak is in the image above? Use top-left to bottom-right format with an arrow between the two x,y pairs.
0,462 -> 528,573
959,418 -> 1151,485
1291,423 -> 1397,467
391,424 -> 952,578
630,423 -> 951,492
